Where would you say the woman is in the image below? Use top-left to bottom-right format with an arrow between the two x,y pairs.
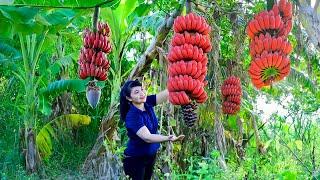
120,79 -> 184,180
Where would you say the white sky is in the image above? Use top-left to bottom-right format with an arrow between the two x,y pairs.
255,93 -> 320,124
255,94 -> 290,123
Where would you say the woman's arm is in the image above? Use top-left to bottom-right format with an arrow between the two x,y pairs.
136,126 -> 184,143
156,89 -> 169,105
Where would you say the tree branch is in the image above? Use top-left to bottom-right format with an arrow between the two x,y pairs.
128,4 -> 184,79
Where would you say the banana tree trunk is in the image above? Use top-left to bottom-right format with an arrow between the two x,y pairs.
23,88 -> 41,173
207,19 -> 228,169
50,93 -> 72,118
25,128 -> 40,173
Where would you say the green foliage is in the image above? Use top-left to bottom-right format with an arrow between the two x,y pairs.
219,15 -> 235,61
0,6 -> 86,37
0,40 -> 21,62
38,53 -> 74,79
286,67 -> 319,95
172,150 -> 225,179
41,79 -> 87,95
12,0 -> 121,8
36,114 -> 91,159
101,0 -> 139,50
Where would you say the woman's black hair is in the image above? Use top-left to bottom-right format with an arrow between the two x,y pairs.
119,79 -> 142,121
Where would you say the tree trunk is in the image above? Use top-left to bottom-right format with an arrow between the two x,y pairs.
207,19 -> 228,169
297,0 -> 320,51
25,128 -> 40,173
214,115 -> 227,154
128,5 -> 184,79
18,33 -> 47,174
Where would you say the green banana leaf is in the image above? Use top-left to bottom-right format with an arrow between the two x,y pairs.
36,114 -> 91,158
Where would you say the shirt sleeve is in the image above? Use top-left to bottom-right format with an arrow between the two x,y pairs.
126,113 -> 144,134
146,94 -> 157,107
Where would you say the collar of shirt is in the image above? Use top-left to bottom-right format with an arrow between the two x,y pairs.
129,102 -> 151,113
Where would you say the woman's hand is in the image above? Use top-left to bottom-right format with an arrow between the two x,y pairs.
168,135 -> 185,142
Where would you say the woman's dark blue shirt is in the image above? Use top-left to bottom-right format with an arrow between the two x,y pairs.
124,95 -> 160,156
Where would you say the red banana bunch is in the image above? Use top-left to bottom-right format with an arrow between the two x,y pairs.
168,75 -> 207,103
79,63 -> 108,81
221,76 -> 242,115
246,0 -> 293,89
171,32 -> 212,53
168,61 -> 207,81
173,13 -> 211,35
249,33 -> 292,57
78,22 -> 112,81
83,31 -> 112,53
98,22 -> 111,36
168,13 -> 211,105
79,48 -> 110,69
249,51 -> 290,88
168,44 -> 208,62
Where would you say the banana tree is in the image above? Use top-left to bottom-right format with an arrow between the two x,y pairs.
0,6 -> 88,172
15,32 -> 47,173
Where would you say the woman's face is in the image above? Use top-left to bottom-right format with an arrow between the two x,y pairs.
127,86 -> 147,104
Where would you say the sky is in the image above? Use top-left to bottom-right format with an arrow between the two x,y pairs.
255,93 -> 320,124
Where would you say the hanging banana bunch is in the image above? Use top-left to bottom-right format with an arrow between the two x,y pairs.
78,22 -> 112,108
167,13 -> 212,127
247,0 -> 293,89
221,76 -> 242,115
